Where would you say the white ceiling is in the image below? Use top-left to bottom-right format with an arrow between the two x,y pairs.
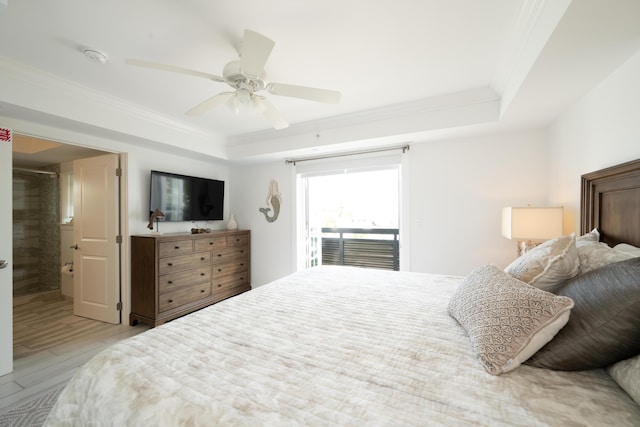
1,0 -> 640,164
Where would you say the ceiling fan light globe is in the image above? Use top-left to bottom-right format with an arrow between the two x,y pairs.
236,88 -> 253,112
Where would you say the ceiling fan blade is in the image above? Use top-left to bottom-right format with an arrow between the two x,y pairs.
255,97 -> 289,130
267,83 -> 341,104
240,30 -> 275,78
186,92 -> 234,116
125,58 -> 225,83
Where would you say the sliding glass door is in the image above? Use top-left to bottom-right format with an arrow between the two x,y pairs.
296,163 -> 401,271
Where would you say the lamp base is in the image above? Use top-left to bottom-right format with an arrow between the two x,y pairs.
517,240 -> 540,257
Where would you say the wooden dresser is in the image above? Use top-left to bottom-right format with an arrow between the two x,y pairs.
130,230 -> 251,327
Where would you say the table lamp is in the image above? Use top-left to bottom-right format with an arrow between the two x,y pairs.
502,206 -> 563,256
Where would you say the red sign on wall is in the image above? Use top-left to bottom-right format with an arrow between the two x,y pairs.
0,127 -> 11,143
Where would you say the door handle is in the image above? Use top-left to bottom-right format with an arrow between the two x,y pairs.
0,260 -> 7,269
70,244 -> 79,250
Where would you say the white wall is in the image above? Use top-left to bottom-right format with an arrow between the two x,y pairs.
229,161 -> 294,286
230,128 -> 551,285
548,47 -> 640,232
407,129 -> 550,276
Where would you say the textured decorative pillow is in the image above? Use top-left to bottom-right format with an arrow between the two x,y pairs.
576,241 -> 635,274
448,265 -> 574,376
608,354 -> 640,406
504,234 -> 579,293
576,228 -> 600,246
526,257 -> 640,371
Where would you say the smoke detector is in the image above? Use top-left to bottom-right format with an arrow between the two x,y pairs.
82,48 -> 108,64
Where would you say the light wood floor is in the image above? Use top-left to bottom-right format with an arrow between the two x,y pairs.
0,291 -> 149,412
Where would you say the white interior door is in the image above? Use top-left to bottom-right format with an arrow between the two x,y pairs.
73,154 -> 120,324
0,130 -> 13,375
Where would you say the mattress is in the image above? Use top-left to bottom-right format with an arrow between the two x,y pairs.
45,266 -> 640,426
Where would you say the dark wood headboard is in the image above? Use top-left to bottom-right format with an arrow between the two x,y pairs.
581,158 -> 640,247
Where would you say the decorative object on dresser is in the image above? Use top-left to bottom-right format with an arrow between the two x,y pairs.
501,206 -> 563,256
147,209 -> 165,233
130,230 -> 251,327
227,213 -> 238,230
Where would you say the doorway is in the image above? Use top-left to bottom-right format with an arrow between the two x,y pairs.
11,134 -> 118,359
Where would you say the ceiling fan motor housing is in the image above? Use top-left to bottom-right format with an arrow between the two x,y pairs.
223,60 -> 266,91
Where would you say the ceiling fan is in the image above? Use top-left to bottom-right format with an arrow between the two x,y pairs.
125,29 -> 341,130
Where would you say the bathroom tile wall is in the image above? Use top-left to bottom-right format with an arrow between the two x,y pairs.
12,165 -> 60,296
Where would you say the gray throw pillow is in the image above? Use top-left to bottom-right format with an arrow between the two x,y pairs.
526,257 -> 640,370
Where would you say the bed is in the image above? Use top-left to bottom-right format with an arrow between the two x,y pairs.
45,160 -> 640,426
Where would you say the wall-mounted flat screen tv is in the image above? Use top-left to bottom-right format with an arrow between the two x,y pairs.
149,170 -> 224,221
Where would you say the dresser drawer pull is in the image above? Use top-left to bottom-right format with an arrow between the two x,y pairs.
167,262 -> 173,266
201,257 -> 205,261
174,246 -> 180,250
200,273 -> 205,276
217,284 -> 222,288
240,250 -> 245,254
217,254 -> 222,257
200,289 -> 205,293
240,277 -> 245,281
218,268 -> 222,272
168,280 -> 173,284
168,299 -> 173,303
240,263 -> 244,267
209,242 -> 214,245
236,238 -> 240,242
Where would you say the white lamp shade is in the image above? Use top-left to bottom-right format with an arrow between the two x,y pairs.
502,207 -> 563,241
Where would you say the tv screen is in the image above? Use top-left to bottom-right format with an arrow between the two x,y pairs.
149,170 -> 224,221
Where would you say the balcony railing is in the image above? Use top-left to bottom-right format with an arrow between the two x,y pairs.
320,227 -> 399,271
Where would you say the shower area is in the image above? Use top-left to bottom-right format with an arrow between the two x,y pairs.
12,166 -> 61,296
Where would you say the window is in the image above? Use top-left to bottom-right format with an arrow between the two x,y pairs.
295,152 -> 405,271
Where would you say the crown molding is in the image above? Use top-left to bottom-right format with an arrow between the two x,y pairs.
491,0 -> 572,116
0,56 -> 228,158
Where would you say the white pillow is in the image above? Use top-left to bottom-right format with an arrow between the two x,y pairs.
613,243 -> 640,257
504,234 -> 580,293
577,241 -> 635,274
608,354 -> 640,406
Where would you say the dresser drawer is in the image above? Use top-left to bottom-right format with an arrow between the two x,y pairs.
158,252 -> 211,275
212,246 -> 249,263
213,257 -> 248,277
227,234 -> 249,247
194,237 -> 226,252
158,240 -> 193,257
213,272 -> 249,294
159,283 -> 212,313
159,267 -> 211,292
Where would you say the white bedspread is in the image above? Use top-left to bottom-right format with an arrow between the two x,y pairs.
45,266 -> 640,426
